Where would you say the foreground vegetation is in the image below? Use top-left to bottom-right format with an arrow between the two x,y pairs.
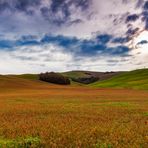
0,69 -> 148,147
91,69 -> 148,90
0,75 -> 147,147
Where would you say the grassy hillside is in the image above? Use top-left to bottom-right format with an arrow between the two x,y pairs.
10,71 -> 120,86
62,71 -> 120,85
0,74 -> 54,91
91,69 -> 148,90
1,69 -> 148,90
12,74 -> 39,80
62,71 -> 88,79
0,75 -> 34,88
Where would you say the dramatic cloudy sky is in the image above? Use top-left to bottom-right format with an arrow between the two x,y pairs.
0,0 -> 148,74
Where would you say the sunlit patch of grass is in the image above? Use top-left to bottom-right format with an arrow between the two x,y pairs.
95,142 -> 113,148
104,102 -> 132,107
91,69 -> 148,90
143,112 -> 148,116
13,74 -> 38,80
92,102 -> 136,108
13,98 -> 30,103
0,137 -> 41,147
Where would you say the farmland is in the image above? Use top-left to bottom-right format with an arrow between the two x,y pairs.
0,74 -> 147,147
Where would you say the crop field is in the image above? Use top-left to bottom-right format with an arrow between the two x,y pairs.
0,75 -> 148,148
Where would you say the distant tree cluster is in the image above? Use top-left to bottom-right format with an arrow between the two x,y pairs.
72,76 -> 99,84
39,72 -> 71,85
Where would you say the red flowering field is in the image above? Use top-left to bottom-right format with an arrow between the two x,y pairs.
0,76 -> 147,147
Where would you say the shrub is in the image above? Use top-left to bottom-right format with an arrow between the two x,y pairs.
0,137 -> 42,147
39,72 -> 70,85
72,76 -> 99,84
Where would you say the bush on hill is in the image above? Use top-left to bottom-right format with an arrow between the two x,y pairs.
72,76 -> 99,84
39,72 -> 70,85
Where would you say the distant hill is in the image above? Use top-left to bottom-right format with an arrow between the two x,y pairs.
12,74 -> 39,80
0,71 -> 122,88
12,71 -> 121,85
0,69 -> 147,90
90,69 -> 148,90
62,71 -> 88,79
62,70 -> 120,84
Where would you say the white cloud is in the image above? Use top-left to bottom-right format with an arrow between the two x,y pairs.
58,0 -> 145,39
0,42 -> 147,74
0,44 -> 73,74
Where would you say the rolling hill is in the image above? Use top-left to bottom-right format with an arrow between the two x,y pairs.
0,74 -> 57,91
62,70 -> 120,84
90,68 -> 148,90
13,74 -> 39,80
0,69 -> 147,90
13,71 -> 120,85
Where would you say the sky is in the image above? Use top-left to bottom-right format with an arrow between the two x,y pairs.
0,0 -> 148,74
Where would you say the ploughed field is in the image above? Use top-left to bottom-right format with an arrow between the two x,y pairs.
0,75 -> 148,147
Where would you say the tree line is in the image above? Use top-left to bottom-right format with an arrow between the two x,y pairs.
39,72 -> 70,85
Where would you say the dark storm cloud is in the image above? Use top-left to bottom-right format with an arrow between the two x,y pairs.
0,35 -> 39,49
41,34 -> 79,48
68,19 -> 83,25
20,35 -> 38,41
126,14 -> 139,23
0,40 -> 14,49
16,35 -> 40,46
40,34 -> 130,57
112,37 -> 129,44
15,0 -> 41,10
49,0 -> 91,12
141,11 -> 148,29
0,1 -> 9,11
126,27 -> 140,36
0,0 -> 41,14
40,5 -> 71,26
40,0 -> 92,26
0,33 -> 130,57
122,1 -> 148,31
136,0 -> 144,8
141,1 -> 148,29
137,40 -> 148,45
143,0 -> 148,9
96,34 -> 112,44
0,0 -> 91,26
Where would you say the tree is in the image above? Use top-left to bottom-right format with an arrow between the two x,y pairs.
39,72 -> 70,85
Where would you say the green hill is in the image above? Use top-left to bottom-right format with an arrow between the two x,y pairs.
62,71 -> 88,79
1,69 -> 148,90
13,74 -> 39,80
90,69 -> 148,90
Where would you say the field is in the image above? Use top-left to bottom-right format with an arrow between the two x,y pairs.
0,74 -> 148,147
